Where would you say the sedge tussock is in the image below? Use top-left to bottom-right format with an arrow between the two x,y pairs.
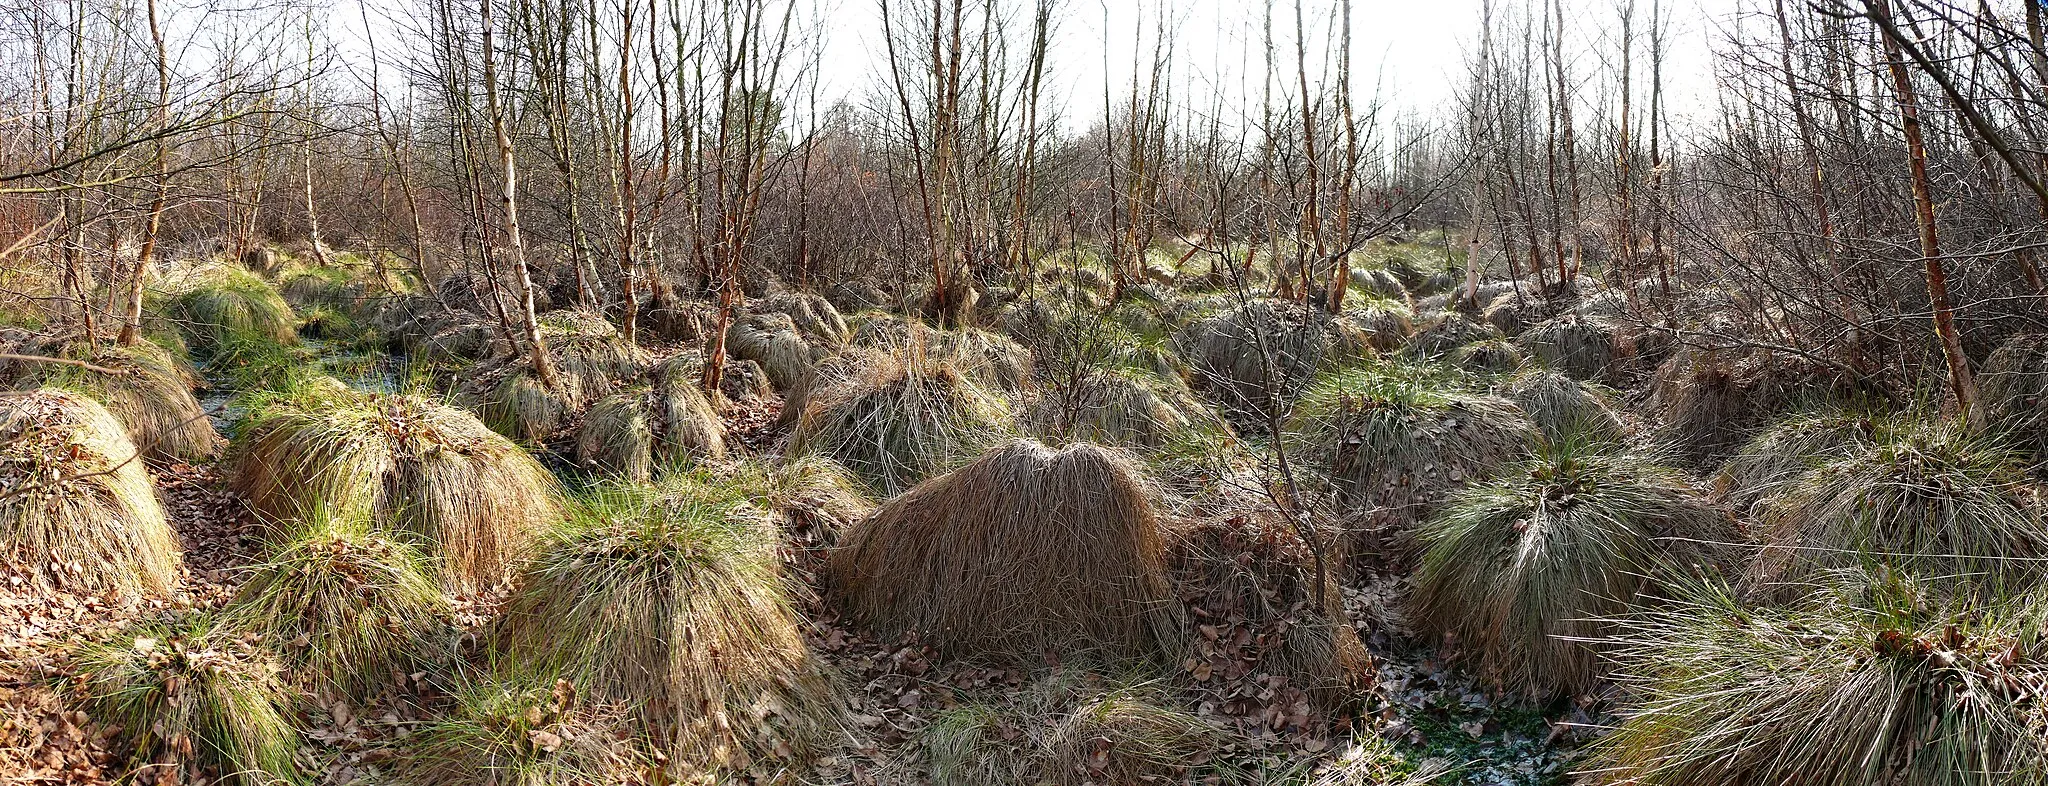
786,351 -> 1014,496
172,266 -> 297,352
1026,366 -> 1217,449
755,291 -> 852,346
728,311 -> 829,391
1405,310 -> 1501,361
225,511 -> 452,696
397,675 -> 641,786
573,367 -> 726,482
829,439 -> 1182,664
1982,332 -> 2048,458
491,480 -> 839,773
1587,573 -> 2048,786
0,389 -> 179,602
1173,298 -> 1333,422
1450,337 -> 1528,375
2,335 -> 221,462
1516,314 -> 1624,382
1497,367 -> 1627,444
229,383 -> 563,593
1287,362 -> 1537,564
1712,409 -> 1878,515
1748,419 -> 2048,598
75,614 -> 305,786
923,673 -> 1224,786
473,310 -> 648,442
1412,441 -> 1737,696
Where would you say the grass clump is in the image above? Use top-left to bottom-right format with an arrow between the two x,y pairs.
1287,362 -> 1537,563
829,439 -> 1181,663
1517,313 -> 1623,381
1712,409 -> 1877,515
727,311 -> 830,392
229,383 -> 563,593
1412,441 -> 1735,696
1982,332 -> 2048,458
572,362 -> 726,481
473,310 -> 648,442
1405,310 -> 1501,361
172,266 -> 297,352
0,389 -> 180,602
1174,298 -> 1333,422
1749,419 -> 2048,597
786,352 -> 1014,496
491,479 -> 838,773
923,674 -> 1223,786
74,614 -> 304,786
2,336 -> 221,462
1027,367 -> 1217,449
397,675 -> 639,786
1449,337 -> 1527,375
225,511 -> 451,696
1588,573 -> 2048,786
1497,367 -> 1626,444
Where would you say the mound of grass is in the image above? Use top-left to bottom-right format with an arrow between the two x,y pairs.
573,361 -> 726,481
1497,367 -> 1627,444
492,480 -> 837,772
397,675 -> 639,786
1646,343 -> 1855,467
786,352 -> 1014,495
1174,298 -> 1334,422
1749,419 -> 2048,597
1405,310 -> 1501,361
2,336 -> 221,462
1348,266 -> 1410,302
1332,298 -> 1415,356
1027,367 -> 1217,449
1450,337 -> 1527,374
1982,332 -> 2048,458
923,673 -> 1223,786
1589,573 -> 2048,786
225,512 -> 451,695
1517,313 -> 1624,381
0,389 -> 179,601
727,311 -> 829,392
830,439 -> 1181,663
1712,409 -> 1877,514
1287,363 -> 1537,563
173,266 -> 297,352
474,310 -> 648,442
278,266 -> 363,310
229,384 -> 563,592
75,614 -> 303,786
755,291 -> 851,346
1413,442 -> 1735,696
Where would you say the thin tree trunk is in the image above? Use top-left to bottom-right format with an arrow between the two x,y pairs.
480,0 -> 558,388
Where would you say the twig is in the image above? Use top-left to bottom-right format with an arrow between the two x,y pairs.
0,353 -> 136,376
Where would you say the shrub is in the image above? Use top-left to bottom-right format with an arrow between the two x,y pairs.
225,512 -> 451,695
75,614 -> 304,786
829,440 -> 1180,663
0,389 -> 179,602
230,384 -> 563,592
1589,573 -> 2048,786
492,480 -> 837,772
1749,420 -> 2048,597
1412,443 -> 1735,696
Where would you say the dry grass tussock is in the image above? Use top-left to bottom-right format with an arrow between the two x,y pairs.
225,510 -> 452,696
170,265 -> 298,351
1712,409 -> 1877,515
1412,441 -> 1736,696
474,309 -> 648,441
1588,572 -> 2048,786
1517,313 -> 1626,381
1747,419 -> 2048,598
0,334 -> 221,462
397,675 -> 641,786
786,351 -> 1013,495
920,672 -> 1224,786
0,389 -> 179,602
1404,310 -> 1501,360
1497,367 -> 1627,444
1982,332 -> 2048,458
1332,298 -> 1415,355
1287,362 -> 1537,564
1174,298 -> 1333,422
492,478 -> 839,773
1449,337 -> 1527,374
1166,511 -> 1373,707
75,613 -> 304,786
229,382 -> 563,593
755,291 -> 852,345
1647,343 -> 1855,466
1026,366 -> 1220,449
829,439 -> 1182,663
727,310 -> 831,391
851,313 -> 1033,393
573,358 -> 726,481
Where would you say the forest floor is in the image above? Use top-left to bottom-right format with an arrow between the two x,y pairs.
1,362 -> 1594,786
